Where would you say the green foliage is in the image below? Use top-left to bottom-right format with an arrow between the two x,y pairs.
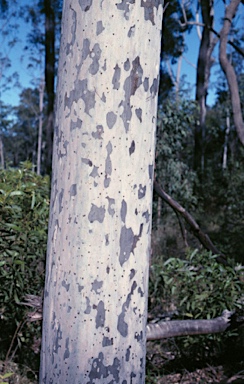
149,249 -> 243,358
0,162 -> 49,358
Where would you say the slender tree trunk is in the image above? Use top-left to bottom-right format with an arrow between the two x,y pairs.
222,109 -> 230,170
37,79 -> 45,175
40,1 -> 163,382
219,0 -> 244,146
44,0 -> 55,175
194,0 -> 217,174
0,136 -> 4,168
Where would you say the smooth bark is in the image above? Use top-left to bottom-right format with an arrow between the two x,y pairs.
40,1 -> 163,383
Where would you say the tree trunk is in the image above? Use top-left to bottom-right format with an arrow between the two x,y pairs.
40,1 -> 163,383
37,79 -> 45,175
219,0 -> 244,146
44,0 -> 55,175
194,0 -> 217,173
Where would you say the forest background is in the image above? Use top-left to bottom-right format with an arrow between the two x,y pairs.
0,0 -> 243,383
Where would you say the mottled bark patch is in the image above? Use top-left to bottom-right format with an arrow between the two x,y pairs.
120,199 -> 127,223
88,204 -> 106,223
82,157 -> 93,166
65,79 -> 95,116
70,118 -> 82,131
141,0 -> 161,25
89,43 -> 101,75
79,0 -> 92,12
106,197 -> 115,217
88,352 -> 120,383
119,226 -> 134,266
138,184 -> 146,199
63,337 -> 70,360
102,336 -> 113,347
58,189 -> 64,213
112,64 -> 121,90
95,300 -> 105,328
117,281 -> 137,337
129,140 -> 135,155
92,124 -> 104,139
96,20 -> 104,35
135,108 -> 142,122
106,111 -> 117,129
84,297 -> 91,314
69,184 -> 77,197
91,279 -> 103,294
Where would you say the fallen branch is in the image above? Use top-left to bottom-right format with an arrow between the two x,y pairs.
147,309 -> 243,340
154,181 -> 228,265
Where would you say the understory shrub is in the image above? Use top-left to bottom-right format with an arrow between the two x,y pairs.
0,162 -> 49,361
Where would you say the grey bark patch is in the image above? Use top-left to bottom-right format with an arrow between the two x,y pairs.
143,77 -> 149,91
135,108 -> 142,122
112,64 -> 121,90
53,324 -> 62,361
65,79 -> 95,116
119,226 -> 134,266
70,118 -> 82,131
135,331 -> 143,341
124,58 -> 130,71
76,38 -> 90,71
128,24 -> 135,37
106,197 -> 115,217
116,0 -> 135,20
63,337 -> 70,360
91,279 -> 103,294
104,175 -> 111,188
66,9 -> 76,55
102,336 -> 113,347
148,163 -> 154,179
138,286 -> 144,297
141,0 -> 161,25
119,100 -> 131,132
96,20 -> 105,35
88,203 -> 106,223
126,346 -> 131,361
62,280 -> 70,292
58,189 -> 64,213
117,281 -> 137,337
129,140 -> 135,155
129,269 -> 136,280
79,0 -> 92,11
106,111 -> 117,129
142,210 -> 150,223
89,43 -> 101,75
95,301 -> 105,328
138,184 -> 146,199
77,283 -> 84,292
150,76 -> 159,97
125,56 -> 143,96
105,234 -> 109,246
89,165 -> 99,178
88,352 -> 120,382
69,184 -> 77,197
92,124 -> 104,139
81,157 -> 93,166
84,297 -> 91,314
120,199 -> 127,223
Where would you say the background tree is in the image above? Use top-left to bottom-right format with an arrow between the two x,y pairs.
40,1 -> 163,382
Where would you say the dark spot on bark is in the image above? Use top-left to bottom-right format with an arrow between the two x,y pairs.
150,76 -> 159,97
70,118 -> 82,131
119,99 -> 131,132
95,301 -> 105,328
84,297 -> 91,314
88,204 -> 106,223
135,330 -> 143,341
62,280 -> 70,292
138,184 -> 146,199
63,337 -> 70,360
105,234 -> 109,246
87,352 -> 120,382
129,140 -> 135,155
106,197 -> 115,217
106,266 -> 110,274
112,64 -> 121,90
142,210 -> 150,223
102,336 -> 113,347
120,199 -> 127,223
141,0 -> 161,25
92,125 -> 104,139
81,157 -> 93,166
138,286 -> 144,297
52,324 -> 62,363
143,77 -> 149,91
106,111 -> 117,129
75,38 -> 90,71
79,0 -> 92,11
124,58 -> 130,71
89,43 -> 101,75
129,269 -> 136,280
58,189 -> 64,213
91,279 -> 103,294
126,346 -> 131,361
96,20 -> 105,35
128,24 -> 135,37
67,305 -> 72,313
126,56 -> 143,96
70,184 -> 77,197
135,108 -> 142,122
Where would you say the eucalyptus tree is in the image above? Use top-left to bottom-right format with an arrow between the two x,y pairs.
40,1 -> 163,383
